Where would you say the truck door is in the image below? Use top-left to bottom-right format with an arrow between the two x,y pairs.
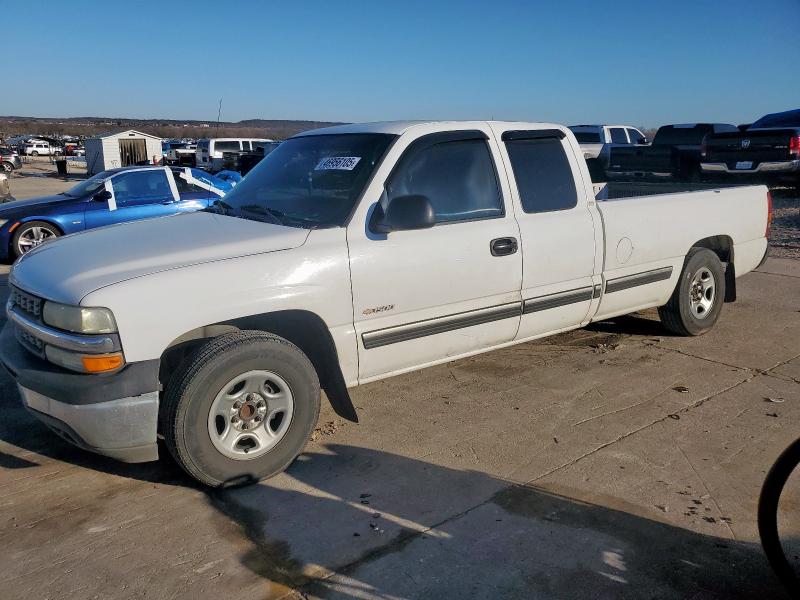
347,127 -> 523,382
494,127 -> 600,340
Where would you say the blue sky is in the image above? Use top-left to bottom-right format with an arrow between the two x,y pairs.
3,0 -> 799,127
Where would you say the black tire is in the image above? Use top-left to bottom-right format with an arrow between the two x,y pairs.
161,331 -> 321,487
758,437 -> 800,597
30,151 -> 38,157
658,247 -> 725,336
1,162 -> 12,173
11,220 -> 61,259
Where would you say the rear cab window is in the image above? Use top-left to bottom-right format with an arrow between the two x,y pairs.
502,132 -> 578,213
569,129 -> 602,144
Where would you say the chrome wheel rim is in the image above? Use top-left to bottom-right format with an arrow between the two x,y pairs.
207,369 -> 294,460
689,267 -> 716,319
17,226 -> 56,253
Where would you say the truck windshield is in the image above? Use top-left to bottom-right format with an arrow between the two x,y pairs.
209,133 -> 395,228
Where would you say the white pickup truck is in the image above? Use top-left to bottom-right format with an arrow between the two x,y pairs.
0,121 -> 771,487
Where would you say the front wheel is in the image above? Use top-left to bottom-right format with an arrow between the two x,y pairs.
1,162 -> 12,173
11,221 -> 60,259
161,331 -> 321,487
30,151 -> 39,157
658,247 -> 725,336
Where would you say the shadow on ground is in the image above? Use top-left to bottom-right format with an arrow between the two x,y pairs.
0,382 -> 787,598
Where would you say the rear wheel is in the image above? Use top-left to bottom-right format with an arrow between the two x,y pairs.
658,247 -> 725,336
1,162 -> 12,173
161,331 -> 321,487
11,221 -> 60,259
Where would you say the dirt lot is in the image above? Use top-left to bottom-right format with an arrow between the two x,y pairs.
0,168 -> 799,599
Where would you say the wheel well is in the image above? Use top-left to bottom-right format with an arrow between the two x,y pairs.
8,220 -> 64,254
691,235 -> 736,302
159,310 -> 358,422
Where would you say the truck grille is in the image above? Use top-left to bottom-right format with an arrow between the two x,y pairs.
16,327 -> 45,357
9,286 -> 43,320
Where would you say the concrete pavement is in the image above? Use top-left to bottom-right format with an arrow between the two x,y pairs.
0,259 -> 798,599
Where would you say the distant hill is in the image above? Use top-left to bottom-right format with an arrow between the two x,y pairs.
0,115 -> 346,140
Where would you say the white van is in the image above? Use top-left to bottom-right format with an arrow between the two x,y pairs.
195,138 -> 274,171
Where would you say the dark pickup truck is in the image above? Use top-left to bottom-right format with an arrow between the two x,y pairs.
700,109 -> 800,186
607,123 -> 738,181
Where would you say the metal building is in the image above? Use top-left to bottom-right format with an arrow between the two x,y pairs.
84,130 -> 162,175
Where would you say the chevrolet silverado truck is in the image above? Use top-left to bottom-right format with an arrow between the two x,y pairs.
0,121 -> 771,487
701,108 -> 800,187
608,123 -> 739,181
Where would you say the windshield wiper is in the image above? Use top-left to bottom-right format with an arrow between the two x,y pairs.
209,201 -> 321,229
238,204 -> 287,226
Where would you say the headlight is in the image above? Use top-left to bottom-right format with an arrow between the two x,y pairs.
42,302 -> 117,334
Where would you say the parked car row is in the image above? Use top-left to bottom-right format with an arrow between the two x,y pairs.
574,108 -> 800,187
0,166 -> 233,260
2,138 -> 86,164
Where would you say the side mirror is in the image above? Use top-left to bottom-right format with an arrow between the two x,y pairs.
373,194 -> 435,233
93,189 -> 112,202
637,138 -> 648,145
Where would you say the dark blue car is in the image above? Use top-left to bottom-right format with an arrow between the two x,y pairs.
0,166 -> 233,261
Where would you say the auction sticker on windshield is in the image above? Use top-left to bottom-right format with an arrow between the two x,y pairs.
315,156 -> 361,171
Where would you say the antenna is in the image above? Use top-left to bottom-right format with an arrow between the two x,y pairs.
215,98 -> 223,137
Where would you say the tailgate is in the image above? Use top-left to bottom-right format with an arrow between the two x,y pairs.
608,145 -> 673,173
704,129 -> 795,168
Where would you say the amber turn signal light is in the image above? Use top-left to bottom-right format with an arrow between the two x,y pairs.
81,353 -> 125,373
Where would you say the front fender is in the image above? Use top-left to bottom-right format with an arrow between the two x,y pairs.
81,228 -> 359,386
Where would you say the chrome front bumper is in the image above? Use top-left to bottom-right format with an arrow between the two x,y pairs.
701,159 -> 800,174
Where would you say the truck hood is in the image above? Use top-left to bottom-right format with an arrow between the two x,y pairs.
11,211 -> 310,303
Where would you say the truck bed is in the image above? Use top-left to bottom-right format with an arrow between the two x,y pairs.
592,183 -> 769,321
593,181 -> 741,200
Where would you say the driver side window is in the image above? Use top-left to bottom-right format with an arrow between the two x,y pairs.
112,171 -> 171,205
386,138 -> 502,224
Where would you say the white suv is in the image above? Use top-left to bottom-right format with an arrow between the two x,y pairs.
24,141 -> 60,157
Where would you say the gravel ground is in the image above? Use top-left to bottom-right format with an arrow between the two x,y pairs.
768,187 -> 800,259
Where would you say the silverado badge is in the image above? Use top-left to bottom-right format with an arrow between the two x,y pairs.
363,304 -> 395,316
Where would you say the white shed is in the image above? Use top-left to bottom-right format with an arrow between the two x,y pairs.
84,130 -> 163,175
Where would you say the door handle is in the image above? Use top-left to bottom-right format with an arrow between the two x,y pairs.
490,237 -> 518,257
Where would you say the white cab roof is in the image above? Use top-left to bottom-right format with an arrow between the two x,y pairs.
297,120 -> 566,137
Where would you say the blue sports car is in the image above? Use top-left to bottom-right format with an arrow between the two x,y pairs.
0,166 -> 233,261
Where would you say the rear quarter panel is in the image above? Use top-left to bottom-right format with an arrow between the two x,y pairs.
594,185 -> 768,319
